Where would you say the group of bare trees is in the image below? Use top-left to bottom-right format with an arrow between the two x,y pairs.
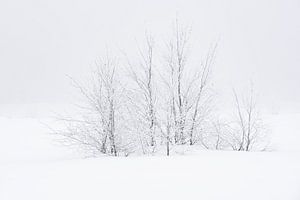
55,21 -> 268,156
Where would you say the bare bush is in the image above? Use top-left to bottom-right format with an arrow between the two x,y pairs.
230,86 -> 268,151
201,86 -> 269,151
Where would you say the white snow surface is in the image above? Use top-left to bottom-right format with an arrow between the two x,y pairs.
0,113 -> 300,200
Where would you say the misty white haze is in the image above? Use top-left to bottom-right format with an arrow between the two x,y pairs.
1,0 -> 300,200
0,0 -> 299,113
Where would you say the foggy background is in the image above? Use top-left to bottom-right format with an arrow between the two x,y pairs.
0,0 -> 299,116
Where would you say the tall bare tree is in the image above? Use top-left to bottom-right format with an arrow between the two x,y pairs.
161,19 -> 216,147
163,19 -> 191,145
187,44 -> 216,145
125,34 -> 158,153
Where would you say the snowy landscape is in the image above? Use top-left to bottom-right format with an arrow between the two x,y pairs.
1,0 -> 300,199
0,113 -> 300,200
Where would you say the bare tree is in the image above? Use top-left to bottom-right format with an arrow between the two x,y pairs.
54,56 -> 133,156
162,19 -> 191,145
201,85 -> 268,152
171,19 -> 190,144
207,85 -> 268,151
231,86 -> 267,151
161,19 -> 216,147
187,44 -> 217,145
125,34 -> 158,154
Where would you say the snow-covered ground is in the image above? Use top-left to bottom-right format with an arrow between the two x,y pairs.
0,113 -> 300,200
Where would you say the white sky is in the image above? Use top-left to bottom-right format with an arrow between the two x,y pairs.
0,0 -> 299,113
